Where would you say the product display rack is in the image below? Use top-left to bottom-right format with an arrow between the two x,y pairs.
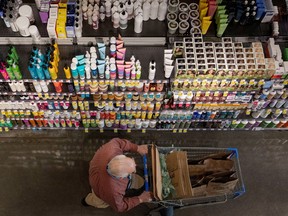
0,2 -> 288,132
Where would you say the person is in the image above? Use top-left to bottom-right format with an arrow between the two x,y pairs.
82,138 -> 152,212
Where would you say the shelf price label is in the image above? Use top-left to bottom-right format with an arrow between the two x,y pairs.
173,129 -> 177,133
178,129 -> 183,133
114,128 -> 118,133
183,129 -> 187,133
4,127 -> 9,132
142,129 -> 146,133
85,128 -> 89,133
100,129 -> 104,133
127,129 -> 131,133
0,128 -> 2,132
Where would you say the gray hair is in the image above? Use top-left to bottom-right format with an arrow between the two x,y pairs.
107,155 -> 135,178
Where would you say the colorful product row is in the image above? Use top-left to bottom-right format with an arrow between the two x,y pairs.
0,46 -> 22,79
159,110 -> 242,120
173,91 -> 253,103
172,79 -> 264,91
0,110 -> 161,120
157,119 -> 288,129
164,102 -> 248,110
27,42 -> 60,80
74,80 -> 166,93
2,118 -> 288,130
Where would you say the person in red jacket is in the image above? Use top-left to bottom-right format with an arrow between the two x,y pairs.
82,138 -> 152,212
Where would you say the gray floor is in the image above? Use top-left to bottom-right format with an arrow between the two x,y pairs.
0,130 -> 288,216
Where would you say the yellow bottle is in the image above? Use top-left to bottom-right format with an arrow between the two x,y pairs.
50,58 -> 58,73
48,64 -> 58,80
63,64 -> 71,79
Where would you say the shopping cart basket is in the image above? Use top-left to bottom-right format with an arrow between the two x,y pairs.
143,145 -> 245,208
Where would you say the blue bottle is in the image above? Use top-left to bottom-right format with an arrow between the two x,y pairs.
28,64 -> 38,79
36,65 -> 45,80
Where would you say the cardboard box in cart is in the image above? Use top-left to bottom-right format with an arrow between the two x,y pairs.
150,145 -> 245,206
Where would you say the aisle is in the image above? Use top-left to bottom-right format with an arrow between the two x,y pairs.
0,130 -> 287,216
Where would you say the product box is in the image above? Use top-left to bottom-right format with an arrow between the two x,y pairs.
56,19 -> 67,38
184,37 -> 193,44
47,18 -> 57,38
67,0 -> 76,14
49,7 -> 58,19
222,37 -> 232,43
66,14 -> 75,37
214,42 -> 223,48
204,42 -> 214,48
175,58 -> 186,78
234,42 -> 243,48
194,42 -> 204,48
173,42 -> 184,58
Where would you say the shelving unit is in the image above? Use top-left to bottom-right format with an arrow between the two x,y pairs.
0,1 -> 287,132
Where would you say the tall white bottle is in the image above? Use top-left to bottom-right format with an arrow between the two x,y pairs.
150,0 -> 159,20
158,0 -> 167,21
134,13 -> 143,33
143,1 -> 151,21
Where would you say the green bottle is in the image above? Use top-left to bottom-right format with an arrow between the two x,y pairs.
9,46 -> 19,62
5,64 -> 16,80
12,63 -> 22,80
8,50 -> 17,64
6,56 -> 14,66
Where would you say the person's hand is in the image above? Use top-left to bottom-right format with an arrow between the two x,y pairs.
137,145 -> 148,155
138,191 -> 152,203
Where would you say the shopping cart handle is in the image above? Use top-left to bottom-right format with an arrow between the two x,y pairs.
143,155 -> 149,191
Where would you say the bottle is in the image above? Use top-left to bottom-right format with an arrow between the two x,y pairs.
119,11 -> 128,29
126,0 -> 134,20
150,0 -> 159,20
12,63 -> 22,80
9,14 -> 19,32
158,0 -> 167,21
134,14 -> 143,33
48,64 -> 57,80
64,64 -> 71,79
75,23 -> 82,38
143,1 -> 151,21
2,14 -> 11,27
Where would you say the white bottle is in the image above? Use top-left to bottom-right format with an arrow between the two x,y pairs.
113,12 -> 120,28
40,80 -> 48,92
158,0 -> 167,21
8,82 -> 17,92
119,11 -> 128,29
150,0 -> 159,20
9,15 -> 19,32
75,23 -> 82,38
87,9 -> 93,25
126,0 -> 134,20
134,13 -> 143,33
82,4 -> 88,20
105,0 -> 112,17
85,65 -> 91,79
29,25 -> 41,41
32,80 -> 41,92
18,81 -> 26,92
92,14 -> 99,29
148,65 -> 156,80
143,1 -> 151,21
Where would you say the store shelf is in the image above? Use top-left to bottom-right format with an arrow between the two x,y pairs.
0,79 -> 73,83
253,127 -> 288,131
0,92 -> 74,96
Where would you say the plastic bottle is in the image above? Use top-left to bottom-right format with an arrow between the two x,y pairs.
150,0 -> 159,20
158,0 -> 168,21
143,1 -> 151,21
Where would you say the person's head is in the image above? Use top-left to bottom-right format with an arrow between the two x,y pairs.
107,155 -> 136,178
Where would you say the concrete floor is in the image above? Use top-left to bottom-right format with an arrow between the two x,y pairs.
0,130 -> 288,216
